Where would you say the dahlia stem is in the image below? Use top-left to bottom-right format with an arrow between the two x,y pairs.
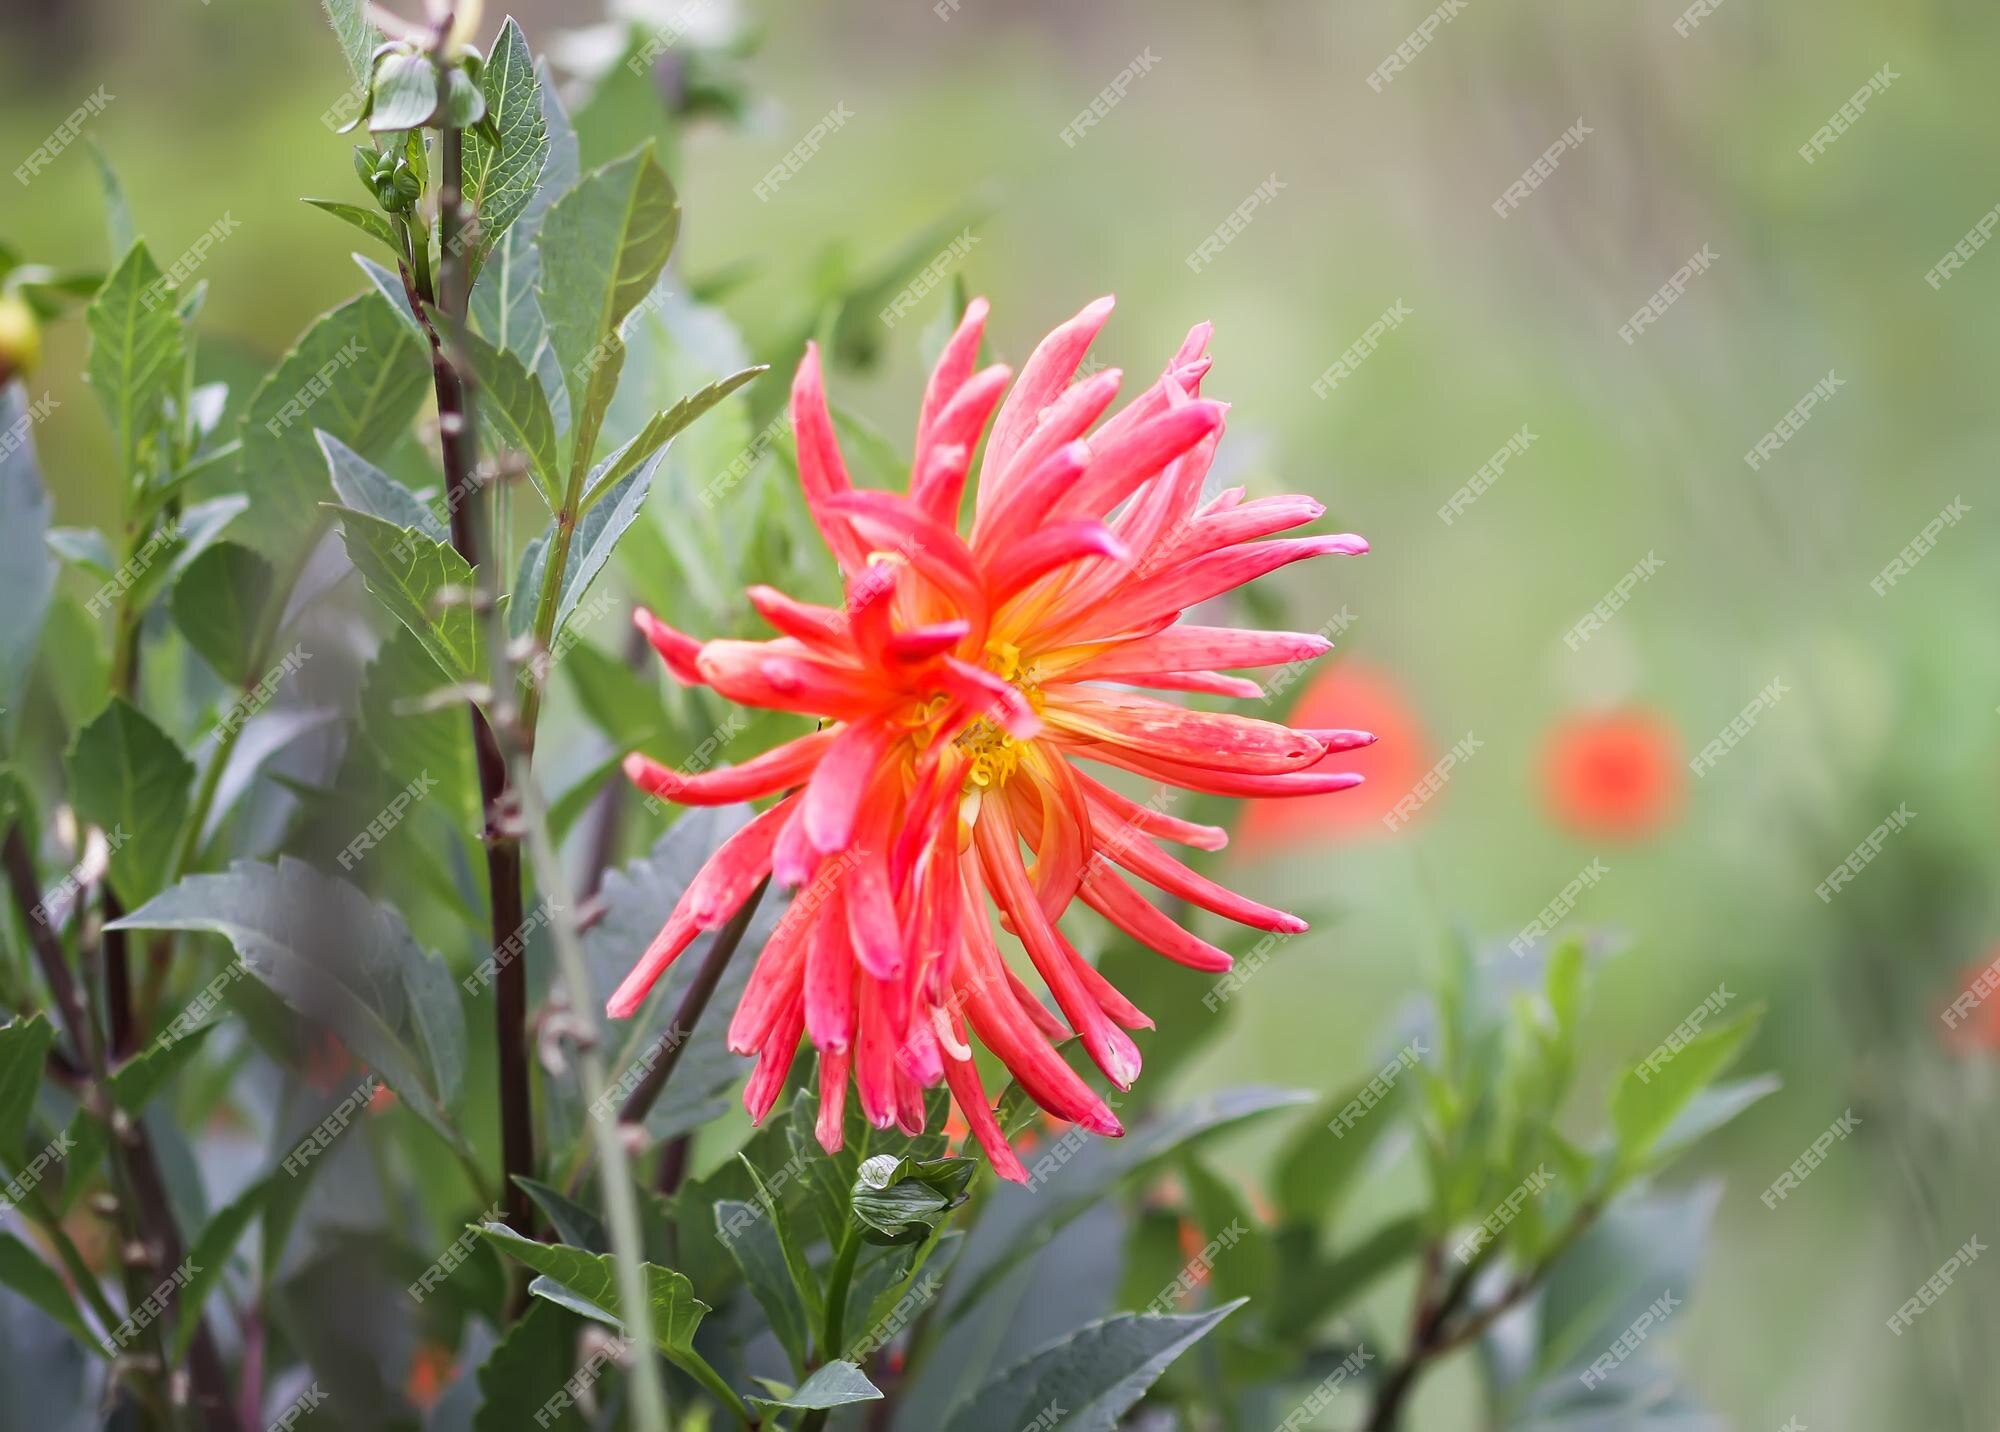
798,1228 -> 862,1432
406,113 -> 536,1239
511,761 -> 674,1432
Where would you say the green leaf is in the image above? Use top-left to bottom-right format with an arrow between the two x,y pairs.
1179,1156 -> 1271,1307
0,1235 -> 100,1355
947,1087 -> 1310,1324
237,292 -> 429,557
514,1176 -> 608,1252
317,431 -> 444,542
1272,1061 -> 1411,1228
107,858 -> 469,1155
66,699 -> 194,906
537,145 -> 679,428
88,140 -> 137,261
331,506 -> 483,688
1651,1074 -> 1780,1168
56,1026 -> 219,1215
351,252 -> 425,341
45,528 -> 114,576
577,364 -> 767,515
942,1300 -> 1245,1432
169,542 -> 275,685
1610,1005 -> 1762,1175
460,324 -> 561,510
476,1222 -> 709,1357
474,1299 -> 586,1432
86,242 -> 184,481
743,1154 -> 822,1328
0,1016 -> 56,1163
749,1361 -> 881,1412
463,18 -> 550,271
371,49 -> 440,132
171,1175 -> 276,1361
552,454 -> 658,638
717,1197 -> 813,1374
319,0 -> 382,84
0,386 -> 56,715
301,198 -> 399,253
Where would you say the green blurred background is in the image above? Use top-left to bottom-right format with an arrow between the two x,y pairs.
6,0 -> 1998,1425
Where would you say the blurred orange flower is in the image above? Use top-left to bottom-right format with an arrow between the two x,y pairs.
1239,661 -> 1427,848
404,1342 -> 456,1411
1542,708 -> 1682,840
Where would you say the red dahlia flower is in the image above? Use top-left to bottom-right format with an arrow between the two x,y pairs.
608,297 -> 1369,1179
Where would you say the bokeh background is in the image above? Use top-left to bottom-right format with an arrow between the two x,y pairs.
5,0 -> 1998,1426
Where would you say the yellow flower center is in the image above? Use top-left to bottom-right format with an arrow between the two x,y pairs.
953,639 -> 1041,789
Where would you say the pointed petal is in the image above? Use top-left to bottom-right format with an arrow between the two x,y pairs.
987,521 -> 1130,608
1078,864 -> 1235,972
802,717 -> 896,854
623,733 -> 832,807
634,608 -> 706,685
979,294 -> 1115,514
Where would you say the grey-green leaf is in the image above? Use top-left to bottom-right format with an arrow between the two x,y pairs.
107,858 -> 468,1153
0,386 -> 56,715
942,1300 -> 1245,1432
749,1362 -> 882,1412
170,542 -> 275,685
537,145 -> 679,423
317,431 -> 446,542
237,292 -> 428,557
66,699 -> 194,906
460,324 -> 560,510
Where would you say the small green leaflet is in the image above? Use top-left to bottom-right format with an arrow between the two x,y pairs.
86,242 -> 184,482
66,698 -> 194,907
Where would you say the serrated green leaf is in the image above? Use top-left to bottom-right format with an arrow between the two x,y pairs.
86,242 -> 183,481
0,1235 -> 100,1356
943,1301 -> 1244,1432
537,146 -> 679,426
331,505 -> 482,687
171,1175 -> 276,1361
170,542 -> 275,685
476,1222 -> 709,1356
578,363 -> 767,516
317,431 -> 445,541
237,293 -> 428,557
107,858 -> 468,1155
301,198 -> 399,253
319,0 -> 381,84
66,699 -> 193,906
460,324 -> 560,510
749,1361 -> 881,1412
464,18 -> 549,272
1610,1006 -> 1762,1175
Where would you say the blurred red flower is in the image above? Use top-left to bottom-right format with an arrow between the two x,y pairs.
1943,953 -> 2000,1051
1239,661 -> 1428,848
1542,709 -> 1682,840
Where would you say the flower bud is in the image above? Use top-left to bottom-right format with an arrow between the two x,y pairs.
0,292 -> 41,387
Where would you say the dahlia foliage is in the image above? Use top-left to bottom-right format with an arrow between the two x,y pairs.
610,297 -> 1369,1179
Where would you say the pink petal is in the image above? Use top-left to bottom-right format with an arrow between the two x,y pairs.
987,521 -> 1130,608
634,608 -> 706,685
1078,865 -> 1235,973
622,733 -> 832,807
914,295 -> 990,457
802,717 -> 896,854
978,294 -> 1116,514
